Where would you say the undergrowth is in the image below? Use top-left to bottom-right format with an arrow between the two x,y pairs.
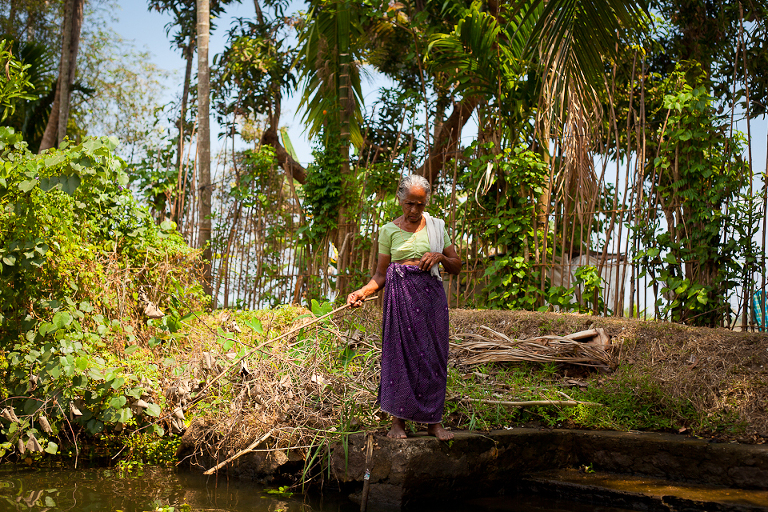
443,360 -> 745,437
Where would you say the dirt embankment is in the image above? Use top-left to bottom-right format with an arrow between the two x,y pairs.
177,307 -> 767,480
447,309 -> 768,442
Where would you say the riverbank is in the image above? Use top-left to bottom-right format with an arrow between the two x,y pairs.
2,303 -> 766,483
173,306 -> 767,483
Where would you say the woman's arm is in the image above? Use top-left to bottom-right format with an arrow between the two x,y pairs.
417,244 -> 462,275
347,253 -> 391,307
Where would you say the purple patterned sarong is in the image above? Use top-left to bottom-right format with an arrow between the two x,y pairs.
378,263 -> 450,423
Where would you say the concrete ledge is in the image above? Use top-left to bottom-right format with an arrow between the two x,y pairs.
329,429 -> 768,508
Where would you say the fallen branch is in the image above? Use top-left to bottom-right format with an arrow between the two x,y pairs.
204,428 -> 275,475
458,397 -> 602,408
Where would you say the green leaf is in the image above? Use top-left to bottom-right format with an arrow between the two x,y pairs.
246,318 -> 263,334
86,419 -> 104,434
83,139 -> 100,152
75,356 -> 89,371
18,179 -> 37,192
39,176 -> 62,191
44,441 -> 58,454
52,311 -> 73,329
23,398 -> 39,414
145,403 -> 161,417
125,387 -> 143,399
109,396 -> 126,409
46,364 -> 61,379
62,175 -> 81,195
44,154 -> 66,168
124,345 -> 139,356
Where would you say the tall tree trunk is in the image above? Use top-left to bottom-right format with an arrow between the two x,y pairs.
252,0 -> 264,24
197,0 -> 213,301
57,0 -> 83,146
39,0 -> 83,152
8,1 -> 17,37
335,0 -> 354,298
25,8 -> 35,42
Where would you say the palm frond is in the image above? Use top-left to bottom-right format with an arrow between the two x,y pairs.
520,0 -> 647,112
427,2 -> 536,100
296,1 -> 365,147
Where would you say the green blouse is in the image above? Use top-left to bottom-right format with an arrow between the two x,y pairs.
378,221 -> 452,261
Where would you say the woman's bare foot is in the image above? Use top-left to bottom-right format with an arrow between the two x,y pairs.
387,417 -> 407,439
427,423 -> 454,441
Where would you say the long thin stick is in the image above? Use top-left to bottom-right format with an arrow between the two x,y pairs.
203,428 -> 274,475
360,432 -> 374,512
459,398 -> 601,408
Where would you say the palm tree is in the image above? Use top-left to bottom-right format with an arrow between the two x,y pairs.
197,0 -> 212,298
296,0 -> 366,296
429,0 -> 645,240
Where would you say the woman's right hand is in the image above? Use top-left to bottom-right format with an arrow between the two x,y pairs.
347,290 -> 365,308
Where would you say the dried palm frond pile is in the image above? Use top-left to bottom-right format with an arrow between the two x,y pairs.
452,326 -> 614,368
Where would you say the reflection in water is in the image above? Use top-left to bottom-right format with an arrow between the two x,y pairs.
0,466 -> 635,512
0,466 -> 337,512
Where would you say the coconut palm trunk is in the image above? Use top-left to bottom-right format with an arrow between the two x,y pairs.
173,34 -> 195,226
197,0 -> 213,300
335,0 -> 354,297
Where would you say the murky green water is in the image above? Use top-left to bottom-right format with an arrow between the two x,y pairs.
0,466 -> 634,512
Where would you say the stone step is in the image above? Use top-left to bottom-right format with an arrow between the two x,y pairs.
523,468 -> 768,512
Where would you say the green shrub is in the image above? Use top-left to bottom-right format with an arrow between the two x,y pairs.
0,129 -> 203,460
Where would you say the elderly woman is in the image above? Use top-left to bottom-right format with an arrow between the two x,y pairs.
347,175 -> 461,440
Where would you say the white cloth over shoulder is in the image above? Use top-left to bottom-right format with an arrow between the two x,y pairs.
423,212 -> 444,281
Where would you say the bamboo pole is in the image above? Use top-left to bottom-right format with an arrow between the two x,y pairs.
740,3 -> 755,331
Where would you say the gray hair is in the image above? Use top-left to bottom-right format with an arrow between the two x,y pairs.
396,174 -> 431,202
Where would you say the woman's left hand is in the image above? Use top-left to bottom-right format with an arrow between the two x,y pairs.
418,252 -> 444,272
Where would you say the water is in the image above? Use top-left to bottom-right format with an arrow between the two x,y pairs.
0,466 -> 635,512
